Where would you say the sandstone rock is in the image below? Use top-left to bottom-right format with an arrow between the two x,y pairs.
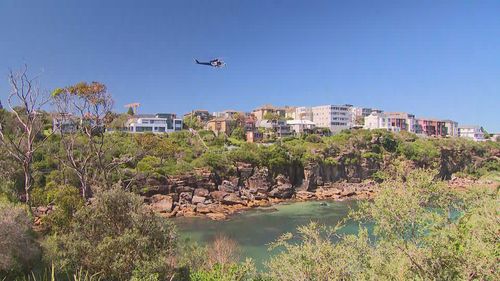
218,180 -> 237,193
194,188 -> 210,197
196,203 -> 213,214
246,168 -> 271,192
296,190 -> 316,200
222,193 -> 247,205
340,186 -> 356,197
206,213 -> 227,220
210,190 -> 229,202
192,195 -> 206,204
179,192 -> 193,205
269,175 -> 294,199
150,194 -> 174,213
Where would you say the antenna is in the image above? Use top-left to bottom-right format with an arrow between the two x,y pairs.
124,102 -> 140,114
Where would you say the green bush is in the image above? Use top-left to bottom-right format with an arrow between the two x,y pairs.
0,202 -> 40,277
42,187 -> 177,280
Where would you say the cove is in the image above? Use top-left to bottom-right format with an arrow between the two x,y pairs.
174,199 -> 361,267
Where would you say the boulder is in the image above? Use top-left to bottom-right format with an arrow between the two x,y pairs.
192,195 -> 206,204
150,194 -> 174,213
269,175 -> 294,199
222,193 -> 247,205
210,190 -> 229,202
218,180 -> 237,193
179,192 -> 193,205
196,203 -> 213,214
194,188 -> 210,197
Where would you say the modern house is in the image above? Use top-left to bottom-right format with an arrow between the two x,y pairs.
364,112 -> 416,133
205,116 -> 234,136
213,109 -> 242,119
256,119 -> 291,138
183,110 -> 212,123
126,113 -> 183,133
311,104 -> 352,133
287,119 -> 315,135
52,113 -> 79,134
350,107 -> 382,126
458,125 -> 485,142
415,118 -> 447,137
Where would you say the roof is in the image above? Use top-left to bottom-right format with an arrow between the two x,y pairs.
458,125 -> 482,129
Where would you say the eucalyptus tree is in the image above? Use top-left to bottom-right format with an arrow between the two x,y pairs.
52,82 -> 116,198
0,65 -> 51,203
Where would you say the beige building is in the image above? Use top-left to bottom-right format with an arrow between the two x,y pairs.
205,116 -> 234,136
311,105 -> 352,133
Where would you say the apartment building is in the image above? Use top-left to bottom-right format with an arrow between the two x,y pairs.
311,105 -> 352,133
458,125 -> 485,142
415,118 -> 447,137
294,106 -> 314,121
127,113 -> 183,133
364,112 -> 416,133
443,120 -> 459,137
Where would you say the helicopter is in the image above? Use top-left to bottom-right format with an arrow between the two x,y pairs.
194,58 -> 226,68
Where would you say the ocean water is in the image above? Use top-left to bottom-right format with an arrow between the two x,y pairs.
174,200 -> 361,268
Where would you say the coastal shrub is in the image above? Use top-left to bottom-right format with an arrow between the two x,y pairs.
305,134 -> 322,143
397,139 -> 440,167
42,187 -> 177,280
43,185 -> 84,233
0,202 -> 40,277
230,127 -> 246,141
267,170 -> 499,280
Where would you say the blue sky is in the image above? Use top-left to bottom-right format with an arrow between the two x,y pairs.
0,0 -> 499,131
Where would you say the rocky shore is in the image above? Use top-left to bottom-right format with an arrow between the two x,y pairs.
143,163 -> 378,221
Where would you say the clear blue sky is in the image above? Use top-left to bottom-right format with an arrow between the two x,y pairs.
1,0 -> 499,131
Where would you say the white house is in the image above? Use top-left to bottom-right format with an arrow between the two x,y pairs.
127,113 -> 183,133
311,104 -> 352,133
364,112 -> 416,133
287,119 -> 315,135
458,125 -> 485,142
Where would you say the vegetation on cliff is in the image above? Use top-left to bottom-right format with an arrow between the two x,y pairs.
0,71 -> 498,280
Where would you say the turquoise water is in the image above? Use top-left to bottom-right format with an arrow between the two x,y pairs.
174,200 -> 360,268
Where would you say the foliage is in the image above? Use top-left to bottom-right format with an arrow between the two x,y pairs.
0,202 -> 40,277
266,170 -> 499,280
42,187 -> 177,280
397,139 -> 440,168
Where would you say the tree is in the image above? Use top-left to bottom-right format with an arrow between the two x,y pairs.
52,82 -> 125,198
0,65 -> 51,203
43,187 -> 177,280
127,106 -> 134,116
